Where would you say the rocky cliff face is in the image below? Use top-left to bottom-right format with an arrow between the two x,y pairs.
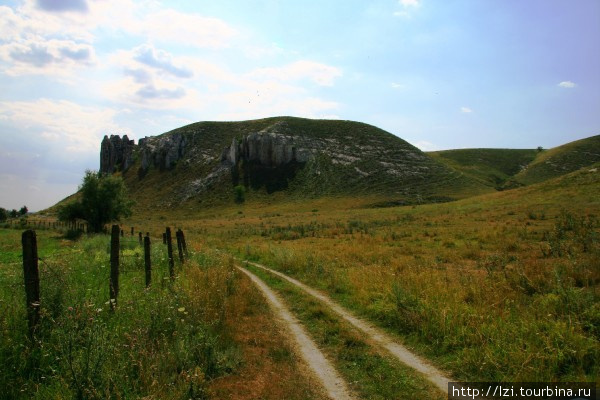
223,127 -> 312,167
139,133 -> 187,172
100,135 -> 135,174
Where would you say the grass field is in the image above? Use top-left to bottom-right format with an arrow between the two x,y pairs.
0,229 -> 325,399
125,164 -> 599,385
4,163 -> 599,398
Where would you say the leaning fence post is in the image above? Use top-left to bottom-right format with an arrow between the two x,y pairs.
110,225 -> 120,310
176,229 -> 184,264
166,227 -> 175,280
144,235 -> 151,288
22,230 -> 40,338
138,232 -> 142,245
162,233 -> 166,245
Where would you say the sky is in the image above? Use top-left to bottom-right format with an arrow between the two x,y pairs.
0,0 -> 599,211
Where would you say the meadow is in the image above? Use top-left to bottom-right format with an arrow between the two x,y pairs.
0,228 -> 325,399
3,164 -> 598,398
128,165 -> 599,385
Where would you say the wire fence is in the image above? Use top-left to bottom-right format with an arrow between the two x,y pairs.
0,226 -> 190,326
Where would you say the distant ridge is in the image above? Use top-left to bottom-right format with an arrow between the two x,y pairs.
429,134 -> 600,190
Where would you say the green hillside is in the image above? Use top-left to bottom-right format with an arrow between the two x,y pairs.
428,148 -> 538,189
120,117 -> 491,211
512,135 -> 600,185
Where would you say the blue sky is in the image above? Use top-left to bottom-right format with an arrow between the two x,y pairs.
1,0 -> 599,211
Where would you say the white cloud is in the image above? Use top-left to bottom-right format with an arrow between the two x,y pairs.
0,38 -> 95,74
0,98 -> 129,152
460,106 -> 473,113
558,81 -> 576,88
141,9 -> 237,49
400,0 -> 420,8
249,60 -> 342,86
131,44 -> 193,78
391,82 -> 405,89
394,0 -> 420,18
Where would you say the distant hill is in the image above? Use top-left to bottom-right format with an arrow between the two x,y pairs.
101,117 -> 491,210
427,148 -> 538,189
511,135 -> 600,186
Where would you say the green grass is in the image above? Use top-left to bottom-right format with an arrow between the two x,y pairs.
206,166 -> 600,384
0,230 -> 242,399
108,116 -> 491,213
245,263 -> 445,400
513,135 -> 600,185
428,148 -> 538,189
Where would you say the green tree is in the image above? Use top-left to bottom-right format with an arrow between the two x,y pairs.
0,207 -> 7,222
58,170 -> 133,233
9,209 -> 18,218
19,205 -> 28,215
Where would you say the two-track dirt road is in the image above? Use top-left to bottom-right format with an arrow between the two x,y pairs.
237,266 -> 357,400
241,260 -> 452,398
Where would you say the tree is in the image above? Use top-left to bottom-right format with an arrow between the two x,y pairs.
58,170 -> 133,233
19,206 -> 28,216
0,207 -> 7,222
9,209 -> 18,218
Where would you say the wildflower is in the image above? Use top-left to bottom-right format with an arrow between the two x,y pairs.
178,307 -> 185,312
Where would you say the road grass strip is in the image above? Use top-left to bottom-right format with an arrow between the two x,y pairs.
237,266 -> 356,400
245,262 -> 446,400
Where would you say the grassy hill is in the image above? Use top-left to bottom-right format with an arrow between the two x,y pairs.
428,148 -> 539,189
120,117 -> 491,211
429,134 -> 600,190
512,135 -> 600,185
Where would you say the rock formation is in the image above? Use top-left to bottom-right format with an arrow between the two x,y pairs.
223,125 -> 312,168
100,135 -> 135,174
139,132 -> 187,172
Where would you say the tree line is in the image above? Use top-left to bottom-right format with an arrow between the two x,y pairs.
0,205 -> 28,221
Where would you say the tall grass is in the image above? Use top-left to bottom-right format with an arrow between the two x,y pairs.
239,211 -> 599,381
0,230 -> 241,399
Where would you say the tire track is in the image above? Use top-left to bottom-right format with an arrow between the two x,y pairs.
236,266 -> 356,400
244,260 -> 452,395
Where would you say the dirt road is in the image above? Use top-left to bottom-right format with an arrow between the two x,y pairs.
244,261 -> 451,395
236,266 -> 356,400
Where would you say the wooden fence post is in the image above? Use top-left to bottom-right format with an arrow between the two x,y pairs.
162,232 -> 166,244
131,227 -> 134,236
166,227 -> 175,280
22,230 -> 40,338
110,225 -> 120,310
178,229 -> 188,257
138,232 -> 142,245
176,230 -> 184,264
144,235 -> 151,288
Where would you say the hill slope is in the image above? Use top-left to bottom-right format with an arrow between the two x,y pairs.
512,135 -> 600,185
110,117 -> 490,210
427,148 -> 538,189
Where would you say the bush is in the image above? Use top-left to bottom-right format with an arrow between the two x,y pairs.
233,185 -> 245,204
